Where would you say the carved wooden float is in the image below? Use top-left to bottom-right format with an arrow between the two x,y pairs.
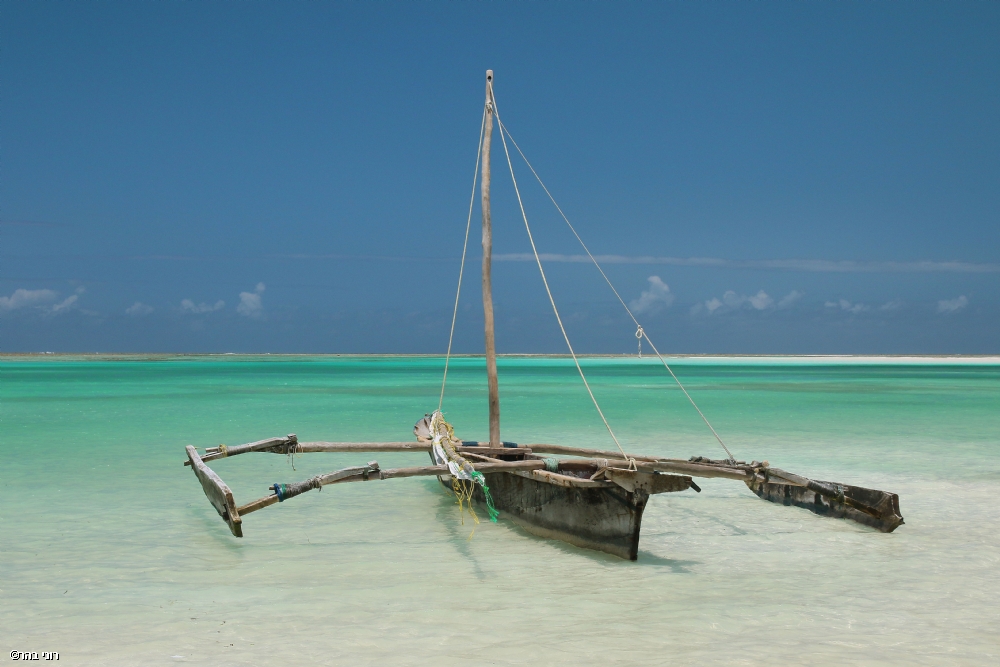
746,473 -> 903,533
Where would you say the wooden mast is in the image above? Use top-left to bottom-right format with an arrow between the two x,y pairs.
481,70 -> 501,447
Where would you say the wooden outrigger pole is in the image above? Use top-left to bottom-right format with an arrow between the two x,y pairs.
180,69 -> 904,559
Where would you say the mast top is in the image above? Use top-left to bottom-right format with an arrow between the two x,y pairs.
486,69 -> 493,82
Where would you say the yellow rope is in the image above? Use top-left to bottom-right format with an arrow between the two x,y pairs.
432,411 -> 494,536
451,476 -> 481,538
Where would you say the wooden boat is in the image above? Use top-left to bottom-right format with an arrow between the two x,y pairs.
182,71 -> 904,560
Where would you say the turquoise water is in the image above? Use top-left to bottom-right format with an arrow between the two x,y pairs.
2,355 -> 999,666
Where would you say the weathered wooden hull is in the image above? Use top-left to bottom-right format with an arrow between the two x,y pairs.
439,471 -> 649,560
746,477 -> 904,532
482,472 -> 649,560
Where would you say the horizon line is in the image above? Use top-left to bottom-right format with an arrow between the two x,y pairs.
3,352 -> 999,364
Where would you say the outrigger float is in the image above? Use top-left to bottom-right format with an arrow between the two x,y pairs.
182,71 -> 903,560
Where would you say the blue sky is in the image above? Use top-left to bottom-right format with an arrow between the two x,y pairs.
2,2 -> 998,354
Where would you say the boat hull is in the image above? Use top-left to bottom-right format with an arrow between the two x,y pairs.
437,470 -> 649,560
481,472 -> 649,560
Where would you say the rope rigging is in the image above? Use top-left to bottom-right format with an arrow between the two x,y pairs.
491,82 -> 635,469
493,111 -> 737,464
438,79 -> 735,468
438,106 -> 487,411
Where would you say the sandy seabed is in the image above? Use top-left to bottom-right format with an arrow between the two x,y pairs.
2,355 -> 998,665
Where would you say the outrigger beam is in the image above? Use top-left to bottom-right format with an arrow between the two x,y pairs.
183,437 -> 534,466
182,437 -> 903,536
234,458 -> 551,518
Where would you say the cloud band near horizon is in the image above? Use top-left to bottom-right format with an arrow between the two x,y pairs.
7,253 -> 997,274
492,253 -> 1000,274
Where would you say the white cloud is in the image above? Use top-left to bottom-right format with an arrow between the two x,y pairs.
826,299 -> 867,314
493,253 -> 1000,274
236,292 -> 262,317
880,299 -> 903,311
237,282 -> 266,318
126,302 -> 154,316
181,299 -> 225,313
777,290 -> 804,308
629,276 -> 674,314
0,288 -> 57,312
49,294 -> 78,314
937,295 -> 968,313
748,290 -> 773,310
700,289 -> 775,314
0,287 -> 86,316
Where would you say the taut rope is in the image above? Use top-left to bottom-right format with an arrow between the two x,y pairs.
495,117 -> 736,464
491,82 -> 635,469
438,106 -> 488,411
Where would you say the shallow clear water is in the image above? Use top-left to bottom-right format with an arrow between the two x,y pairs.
2,355 -> 998,666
